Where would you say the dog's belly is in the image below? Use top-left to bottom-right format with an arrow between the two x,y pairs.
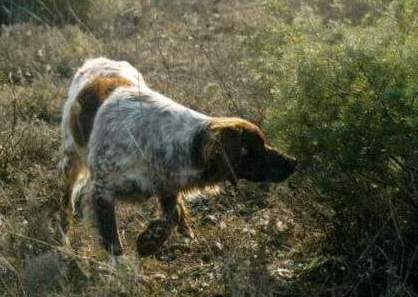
110,173 -> 155,203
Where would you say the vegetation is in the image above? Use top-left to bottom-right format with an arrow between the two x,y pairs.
0,0 -> 417,296
245,0 -> 418,295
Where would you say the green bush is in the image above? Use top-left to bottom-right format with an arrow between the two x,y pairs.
245,0 -> 418,295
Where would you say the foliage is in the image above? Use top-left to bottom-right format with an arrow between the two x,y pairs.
245,0 -> 418,295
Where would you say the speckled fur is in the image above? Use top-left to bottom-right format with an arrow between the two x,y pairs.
60,57 -> 297,256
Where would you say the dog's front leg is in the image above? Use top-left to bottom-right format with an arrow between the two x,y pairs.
92,185 -> 123,256
175,194 -> 195,240
136,193 -> 181,256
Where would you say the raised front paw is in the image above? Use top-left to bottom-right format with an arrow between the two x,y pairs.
136,219 -> 172,257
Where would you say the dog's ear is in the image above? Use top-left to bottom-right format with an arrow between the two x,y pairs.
202,124 -> 242,183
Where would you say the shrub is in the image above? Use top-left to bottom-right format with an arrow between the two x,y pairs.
245,0 -> 418,295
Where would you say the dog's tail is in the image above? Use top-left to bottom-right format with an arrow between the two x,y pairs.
59,99 -> 90,237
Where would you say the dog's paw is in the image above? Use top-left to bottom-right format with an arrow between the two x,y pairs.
136,219 -> 171,257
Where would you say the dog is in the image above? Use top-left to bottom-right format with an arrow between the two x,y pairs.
60,57 -> 297,256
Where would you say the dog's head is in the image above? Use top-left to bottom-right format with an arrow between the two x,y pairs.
198,118 -> 297,183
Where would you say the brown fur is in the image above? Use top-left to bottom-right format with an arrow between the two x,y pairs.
209,117 -> 266,141
200,117 -> 267,183
200,117 -> 296,184
69,76 -> 133,147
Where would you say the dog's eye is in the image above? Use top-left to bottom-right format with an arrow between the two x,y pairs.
241,147 -> 249,157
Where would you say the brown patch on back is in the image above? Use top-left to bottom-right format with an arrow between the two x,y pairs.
70,76 -> 133,147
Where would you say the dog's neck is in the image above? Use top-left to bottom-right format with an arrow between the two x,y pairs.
189,121 -> 237,185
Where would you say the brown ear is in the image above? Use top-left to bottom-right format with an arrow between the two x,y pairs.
202,125 -> 242,183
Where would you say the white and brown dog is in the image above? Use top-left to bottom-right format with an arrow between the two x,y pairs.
60,57 -> 296,256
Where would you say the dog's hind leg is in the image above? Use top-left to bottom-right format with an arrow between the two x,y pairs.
91,184 -> 123,256
59,148 -> 83,235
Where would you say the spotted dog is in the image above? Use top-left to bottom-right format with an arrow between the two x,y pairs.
60,57 -> 297,256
